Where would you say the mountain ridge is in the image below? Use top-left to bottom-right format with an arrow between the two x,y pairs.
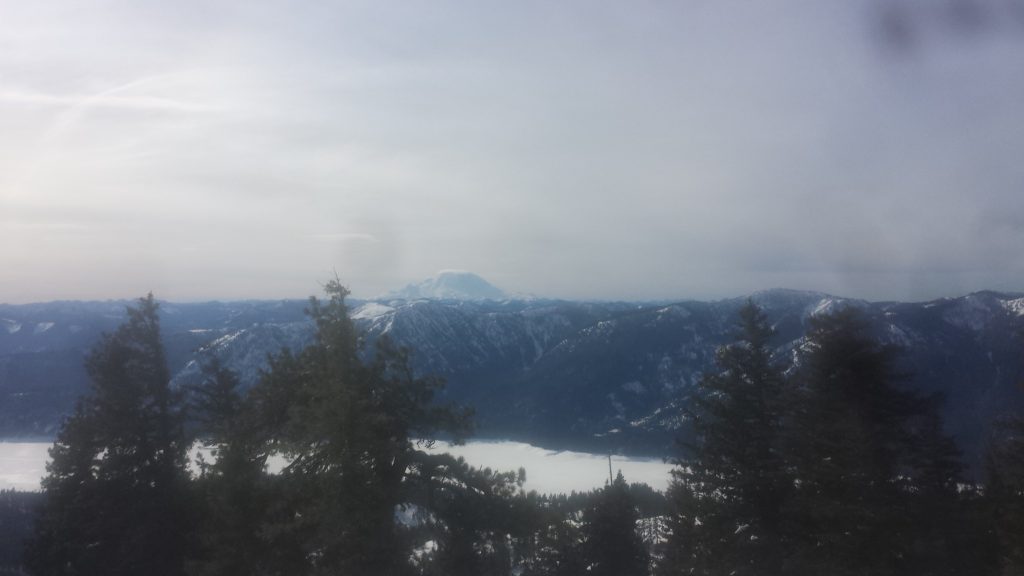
2,288 -> 1022,475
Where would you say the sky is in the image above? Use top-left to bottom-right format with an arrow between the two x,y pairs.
2,0 -> 1024,304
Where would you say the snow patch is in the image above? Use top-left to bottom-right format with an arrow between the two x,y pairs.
886,323 -> 916,346
810,299 -> 836,317
1002,297 -> 1024,317
412,539 -> 437,559
944,294 -> 998,330
622,381 -> 646,394
33,322 -> 55,335
209,330 -> 244,349
352,302 -> 395,320
607,394 -> 626,416
657,306 -> 691,319
2,319 -> 21,334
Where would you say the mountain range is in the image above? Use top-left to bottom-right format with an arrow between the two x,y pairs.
2,274 -> 1022,474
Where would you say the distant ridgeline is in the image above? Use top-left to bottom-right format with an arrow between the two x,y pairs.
2,285 -> 1023,472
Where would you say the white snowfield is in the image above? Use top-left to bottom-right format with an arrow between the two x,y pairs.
0,442 -> 50,491
425,440 -> 672,494
1,440 -> 673,494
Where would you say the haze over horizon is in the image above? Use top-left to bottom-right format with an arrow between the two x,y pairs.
3,1 -> 1024,304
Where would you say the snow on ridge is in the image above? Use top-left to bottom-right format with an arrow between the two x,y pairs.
886,323 -> 918,346
2,319 -> 21,334
809,299 -> 836,317
208,330 -> 244,350
33,322 -> 55,335
944,293 -> 1000,330
657,305 -> 691,319
1002,297 -> 1024,317
352,302 -> 395,320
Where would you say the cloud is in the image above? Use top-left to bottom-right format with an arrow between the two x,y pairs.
1,0 -> 1023,303
308,233 -> 380,244
0,89 -> 214,113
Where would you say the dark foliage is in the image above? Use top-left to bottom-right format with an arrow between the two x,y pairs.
0,490 -> 42,573
583,472 -> 650,576
662,301 -> 790,576
243,280 -> 474,575
783,307 -> 976,575
405,453 -> 531,576
520,481 -> 664,576
986,415 -> 1024,575
661,304 -> 992,576
25,295 -> 193,576
186,357 -> 272,576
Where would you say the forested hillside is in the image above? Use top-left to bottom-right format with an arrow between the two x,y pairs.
3,290 -> 1023,470
6,288 -> 1024,575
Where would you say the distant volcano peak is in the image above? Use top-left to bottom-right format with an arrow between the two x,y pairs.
384,271 -> 507,301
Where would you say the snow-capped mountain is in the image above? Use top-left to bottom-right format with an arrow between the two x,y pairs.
384,271 -> 509,301
2,289 -> 1023,473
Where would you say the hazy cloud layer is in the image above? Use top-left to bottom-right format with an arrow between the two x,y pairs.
2,0 -> 1023,303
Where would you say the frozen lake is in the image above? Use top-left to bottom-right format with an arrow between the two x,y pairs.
0,442 -> 50,491
425,440 -> 672,494
0,440 -> 673,494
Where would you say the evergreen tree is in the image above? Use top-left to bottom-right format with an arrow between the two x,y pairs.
782,305 -> 958,573
0,490 -> 42,571
521,505 -> 586,576
986,415 -> 1024,575
408,453 -> 528,576
661,301 -> 790,576
583,471 -> 649,576
247,280 -> 472,575
25,294 -> 192,576
902,402 -> 994,576
186,357 -> 270,576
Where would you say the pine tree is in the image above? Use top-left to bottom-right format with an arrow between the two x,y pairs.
784,306 -> 930,575
247,280 -> 472,574
583,471 -> 649,576
521,506 -> 586,576
25,294 -> 192,576
661,301 -> 790,576
987,415 -> 1024,575
902,401 -> 994,576
408,453 -> 528,576
186,357 -> 270,576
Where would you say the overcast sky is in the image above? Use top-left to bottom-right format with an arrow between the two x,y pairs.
2,0 -> 1023,303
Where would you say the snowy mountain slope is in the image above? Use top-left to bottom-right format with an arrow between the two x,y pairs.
384,270 -> 509,301
1,290 -> 1022,470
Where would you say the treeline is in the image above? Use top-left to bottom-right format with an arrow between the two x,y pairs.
16,284 -> 659,576
660,302 -> 1024,576
11,286 -> 1024,574
0,490 -> 42,574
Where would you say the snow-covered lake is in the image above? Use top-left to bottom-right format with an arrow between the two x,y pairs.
425,440 -> 672,494
0,440 -> 674,494
0,442 -> 50,491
